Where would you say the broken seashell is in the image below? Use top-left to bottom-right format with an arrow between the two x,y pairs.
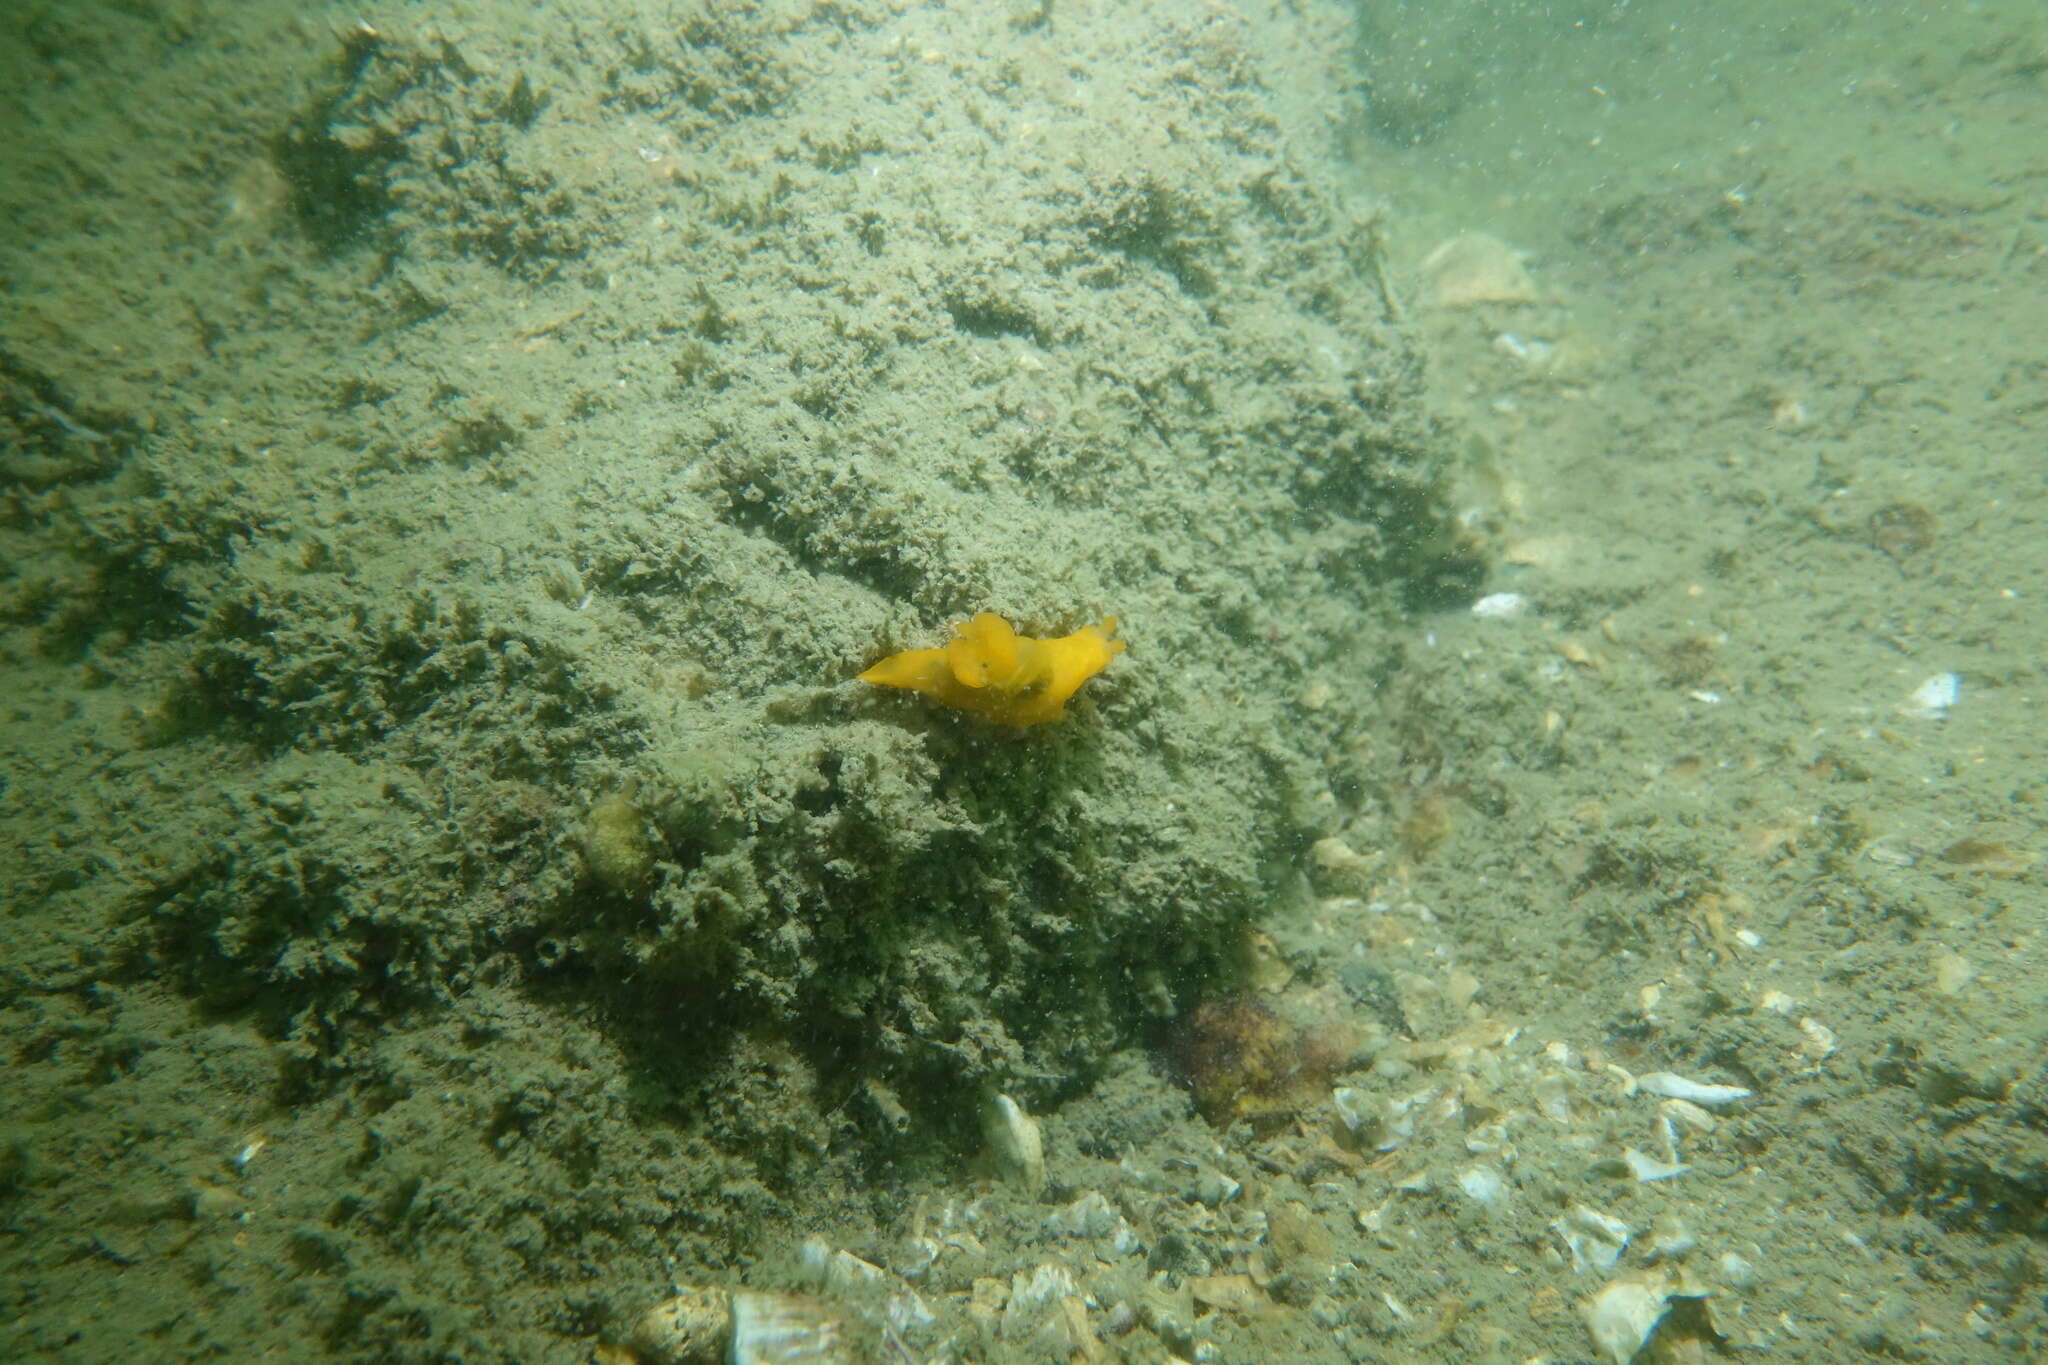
1332,1086 -> 1421,1152
886,1289 -> 934,1336
1642,1212 -> 1696,1263
1552,1203 -> 1632,1274
1634,1072 -> 1751,1109
1619,1147 -> 1689,1183
1798,1016 -> 1839,1061
1193,1166 -> 1241,1207
1457,1163 -> 1510,1205
1470,590 -> 1531,619
1581,1273 -> 1675,1365
982,1093 -> 1046,1192
1042,1191 -> 1122,1240
1000,1263 -> 1079,1341
630,1287 -> 855,1365
1533,1072 -> 1574,1125
798,1238 -> 889,1296
1901,671 -> 1960,720
729,1290 -> 853,1365
1330,1086 -> 1375,1141
1653,1098 -> 1716,1168
1420,231 -> 1539,308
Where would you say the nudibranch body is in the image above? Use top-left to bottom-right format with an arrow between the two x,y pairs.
858,612 -> 1124,727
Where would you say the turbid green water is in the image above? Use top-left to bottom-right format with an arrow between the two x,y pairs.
3,2 -> 2043,1361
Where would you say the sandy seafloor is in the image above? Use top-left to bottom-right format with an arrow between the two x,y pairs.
3,1 -> 2045,1362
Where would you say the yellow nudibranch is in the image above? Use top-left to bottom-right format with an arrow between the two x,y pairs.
858,612 -> 1124,728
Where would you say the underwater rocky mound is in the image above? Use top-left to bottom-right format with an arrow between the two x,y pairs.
8,3 -> 1477,1183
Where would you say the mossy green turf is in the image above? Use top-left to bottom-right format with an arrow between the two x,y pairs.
0,1 -> 1466,1356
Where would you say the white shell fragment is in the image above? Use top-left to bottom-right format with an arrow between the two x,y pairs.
1492,330 -> 1556,367
1658,1097 -> 1718,1135
1470,591 -> 1531,618
1042,1191 -> 1133,1248
631,1287 -> 855,1365
729,1290 -> 852,1365
1331,1085 -> 1371,1136
1457,1164 -> 1510,1206
798,1238 -> 888,1296
1000,1263 -> 1078,1341
1635,1072 -> 1751,1110
1642,1213 -> 1697,1263
1620,1148 -> 1689,1183
1581,1274 -> 1675,1365
1718,1251 -> 1759,1288
1193,1166 -> 1242,1207
1901,670 -> 1960,720
982,1093 -> 1046,1192
1533,1072 -> 1575,1125
1420,231 -> 1539,309
1552,1204 -> 1632,1273
1331,1086 -> 1419,1152
1798,1016 -> 1840,1061
885,1290 -> 935,1337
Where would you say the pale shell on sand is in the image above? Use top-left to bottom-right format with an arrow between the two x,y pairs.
1581,1274 -> 1674,1365
982,1092 -> 1047,1192
631,1287 -> 855,1365
1420,231 -> 1538,308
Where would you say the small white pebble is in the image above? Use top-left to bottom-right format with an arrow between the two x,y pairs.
1902,671 -> 1960,720
1622,1148 -> 1690,1182
1458,1165 -> 1510,1205
1470,591 -> 1530,618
